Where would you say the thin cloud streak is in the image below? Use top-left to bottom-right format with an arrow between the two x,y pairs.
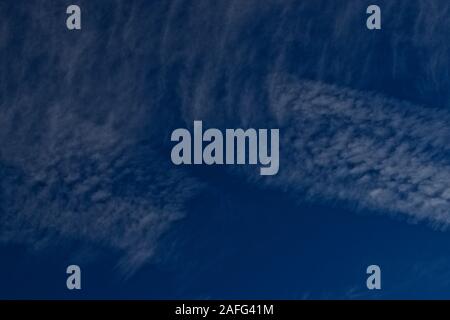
262,76 -> 450,227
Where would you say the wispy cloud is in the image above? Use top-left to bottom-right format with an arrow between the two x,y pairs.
3,0 -> 450,276
262,75 -> 450,227
160,0 -> 450,228
0,1 -> 202,274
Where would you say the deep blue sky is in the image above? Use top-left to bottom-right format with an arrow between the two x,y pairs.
2,0 -> 450,299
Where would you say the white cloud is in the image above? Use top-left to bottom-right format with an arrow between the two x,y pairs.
4,0 -> 450,276
0,1 -> 202,275
262,75 -> 450,227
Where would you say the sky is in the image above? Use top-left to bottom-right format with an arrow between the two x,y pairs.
1,0 -> 450,299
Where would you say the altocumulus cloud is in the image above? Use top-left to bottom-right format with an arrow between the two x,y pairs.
262,76 -> 450,227
162,0 -> 450,228
0,0 -> 201,274
182,72 -> 450,229
3,0 -> 450,274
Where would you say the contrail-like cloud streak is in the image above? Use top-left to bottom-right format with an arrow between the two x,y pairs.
263,76 -> 450,227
